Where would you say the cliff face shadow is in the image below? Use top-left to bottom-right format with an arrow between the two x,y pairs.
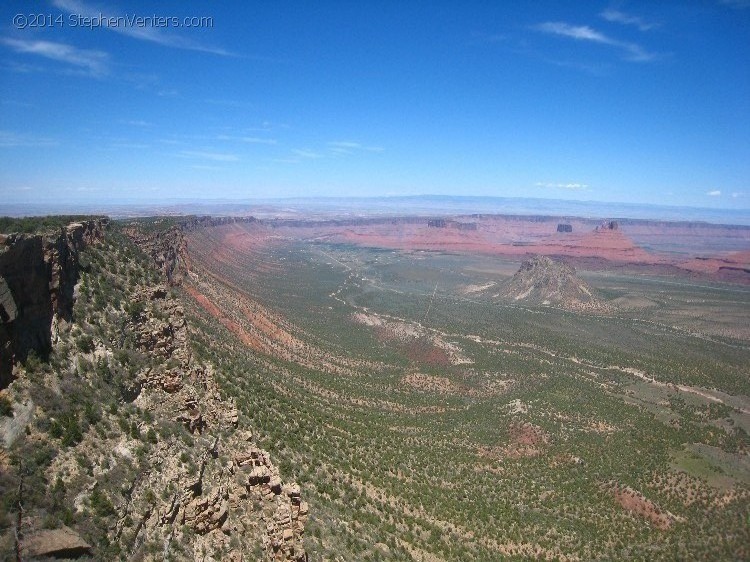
0,222 -> 100,389
0,237 -> 53,388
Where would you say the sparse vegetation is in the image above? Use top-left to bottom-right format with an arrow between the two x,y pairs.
179,222 -> 750,560
1,217 -> 748,561
0,395 -> 12,417
0,215 -> 102,234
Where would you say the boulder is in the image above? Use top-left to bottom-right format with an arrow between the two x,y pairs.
22,526 -> 92,558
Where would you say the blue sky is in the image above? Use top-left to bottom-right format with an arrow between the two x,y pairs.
0,1 -> 748,209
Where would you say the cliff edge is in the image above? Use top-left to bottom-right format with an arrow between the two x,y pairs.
0,218 -> 306,561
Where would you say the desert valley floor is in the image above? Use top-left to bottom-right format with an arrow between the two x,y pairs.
167,216 -> 749,560
1,213 -> 748,561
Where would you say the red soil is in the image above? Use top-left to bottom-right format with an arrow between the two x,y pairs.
266,216 -> 749,282
612,486 -> 672,530
403,338 -> 452,367
276,219 -> 659,263
189,218 -> 750,309
336,224 -> 652,262
478,423 -> 550,460
183,284 -> 270,353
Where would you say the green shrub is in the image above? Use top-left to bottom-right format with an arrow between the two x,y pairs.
75,334 -> 95,353
89,487 -> 116,518
0,395 -> 12,417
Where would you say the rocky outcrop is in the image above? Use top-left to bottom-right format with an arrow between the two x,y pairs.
116,287 -> 307,561
99,243 -> 306,560
500,255 -> 612,312
22,526 -> 92,559
557,224 -> 572,233
595,220 -> 619,232
124,216 -> 256,286
133,286 -> 189,364
0,219 -> 107,388
234,443 -> 308,560
125,223 -> 188,285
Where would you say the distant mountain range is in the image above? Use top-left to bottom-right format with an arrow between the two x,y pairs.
2,195 -> 749,225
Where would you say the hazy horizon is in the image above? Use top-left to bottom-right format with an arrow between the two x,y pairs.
3,193 -> 750,226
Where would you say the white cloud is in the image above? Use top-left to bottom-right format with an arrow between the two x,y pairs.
3,61 -> 47,74
534,21 -> 656,62
292,149 -> 323,159
178,150 -> 239,162
246,121 -> 290,132
536,22 -> 609,42
122,119 -> 152,127
216,135 -> 277,145
707,190 -> 722,196
535,182 -> 589,190
0,37 -> 109,75
731,192 -> 744,198
328,141 -> 362,149
600,9 -> 657,31
0,130 -> 58,148
277,142 -> 384,161
240,137 -> 277,144
190,164 -> 223,171
110,142 -> 150,149
327,141 -> 384,153
329,147 -> 352,155
52,0 -> 233,56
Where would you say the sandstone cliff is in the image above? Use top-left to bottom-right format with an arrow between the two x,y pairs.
123,216 -> 257,285
0,219 -> 108,389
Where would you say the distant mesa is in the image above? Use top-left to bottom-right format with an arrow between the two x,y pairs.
556,223 -> 572,233
427,219 -> 477,230
595,220 -> 619,232
677,249 -> 750,283
499,255 -> 612,312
